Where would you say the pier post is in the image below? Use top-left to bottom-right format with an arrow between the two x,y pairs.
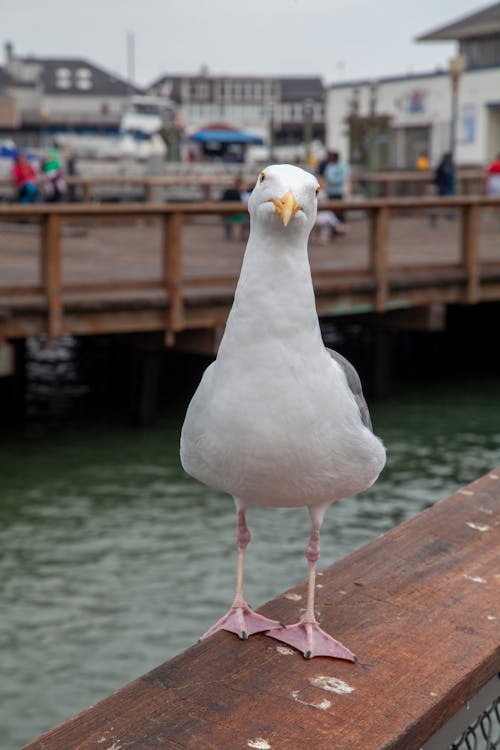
369,206 -> 389,312
41,213 -> 64,338
461,203 -> 480,304
370,326 -> 393,399
129,344 -> 163,426
162,211 -> 184,345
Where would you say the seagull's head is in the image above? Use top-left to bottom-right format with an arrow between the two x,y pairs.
248,164 -> 319,238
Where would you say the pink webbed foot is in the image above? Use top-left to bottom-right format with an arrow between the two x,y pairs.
267,619 -> 356,661
201,600 -> 282,641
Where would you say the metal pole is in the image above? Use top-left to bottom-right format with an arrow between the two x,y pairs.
448,55 -> 466,196
127,31 -> 135,89
303,99 -> 313,164
450,79 -> 458,195
268,106 -> 275,162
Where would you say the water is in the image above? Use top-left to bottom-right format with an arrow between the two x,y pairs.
1,377 -> 500,748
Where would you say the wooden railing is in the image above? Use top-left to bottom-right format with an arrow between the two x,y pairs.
22,469 -> 500,749
1,173 -> 251,202
1,195 -> 500,343
0,168 -> 485,202
357,168 -> 484,197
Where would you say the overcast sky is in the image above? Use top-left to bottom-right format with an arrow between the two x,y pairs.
3,0 -> 489,86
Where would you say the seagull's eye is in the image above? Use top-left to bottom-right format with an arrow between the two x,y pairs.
315,186 -> 320,195
259,172 -> 266,183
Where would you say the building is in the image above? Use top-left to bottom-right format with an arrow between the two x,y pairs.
0,42 -> 144,153
149,72 -> 326,150
326,2 -> 500,169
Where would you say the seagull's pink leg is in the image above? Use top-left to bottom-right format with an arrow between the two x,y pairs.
200,502 -> 281,641
267,505 -> 356,660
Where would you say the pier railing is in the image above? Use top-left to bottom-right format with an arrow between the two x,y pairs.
22,469 -> 500,749
1,195 -> 500,343
0,168 -> 485,202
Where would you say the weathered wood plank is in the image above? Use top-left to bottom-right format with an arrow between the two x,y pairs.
23,470 -> 500,750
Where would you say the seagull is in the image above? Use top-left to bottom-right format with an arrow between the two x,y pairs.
180,164 -> 386,659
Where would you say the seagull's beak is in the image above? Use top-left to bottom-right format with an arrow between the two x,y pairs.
269,190 -> 302,227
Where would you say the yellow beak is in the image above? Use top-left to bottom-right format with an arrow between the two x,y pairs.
269,190 -> 302,226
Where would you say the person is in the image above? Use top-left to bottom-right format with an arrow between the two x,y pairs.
484,153 -> 500,196
416,153 -> 430,171
314,188 -> 347,244
11,152 -> 38,203
323,151 -> 351,222
430,152 -> 454,227
40,145 -> 67,202
434,152 -> 454,196
220,177 -> 247,240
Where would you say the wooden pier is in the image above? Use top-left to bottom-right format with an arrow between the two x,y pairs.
22,469 -> 500,750
0,167 -> 485,202
1,195 -> 500,351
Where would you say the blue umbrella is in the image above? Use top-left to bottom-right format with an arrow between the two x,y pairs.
190,129 -> 263,144
0,144 -> 17,158
0,144 -> 38,160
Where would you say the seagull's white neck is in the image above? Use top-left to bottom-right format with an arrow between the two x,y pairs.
219,224 -> 323,357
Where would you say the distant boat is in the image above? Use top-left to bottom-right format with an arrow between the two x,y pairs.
119,94 -> 174,159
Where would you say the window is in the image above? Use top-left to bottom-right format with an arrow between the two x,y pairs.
76,67 -> 93,90
55,67 -> 72,89
196,81 -> 209,100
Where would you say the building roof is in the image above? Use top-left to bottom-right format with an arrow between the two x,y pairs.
328,68 -> 448,90
13,56 -> 143,96
278,77 -> 325,100
327,62 -> 500,90
417,1 -> 500,41
149,73 -> 324,102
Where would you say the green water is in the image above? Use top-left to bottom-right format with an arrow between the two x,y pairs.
1,377 -> 500,748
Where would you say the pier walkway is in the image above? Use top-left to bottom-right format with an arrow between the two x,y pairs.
1,195 -> 499,349
23,469 -> 500,750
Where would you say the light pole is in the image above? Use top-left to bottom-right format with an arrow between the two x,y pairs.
448,54 -> 467,194
303,98 -> 314,164
268,105 -> 275,162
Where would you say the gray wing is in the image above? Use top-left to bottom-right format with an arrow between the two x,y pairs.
326,347 -> 372,430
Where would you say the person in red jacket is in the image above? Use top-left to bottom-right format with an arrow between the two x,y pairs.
484,153 -> 500,196
11,152 -> 38,203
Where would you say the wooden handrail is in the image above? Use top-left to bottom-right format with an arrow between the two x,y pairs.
0,168 -> 486,202
1,194 -> 499,218
23,469 -> 500,750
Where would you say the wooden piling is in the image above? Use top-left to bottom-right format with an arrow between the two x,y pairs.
40,213 -> 64,338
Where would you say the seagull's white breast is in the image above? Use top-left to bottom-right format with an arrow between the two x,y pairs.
181,346 -> 384,508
